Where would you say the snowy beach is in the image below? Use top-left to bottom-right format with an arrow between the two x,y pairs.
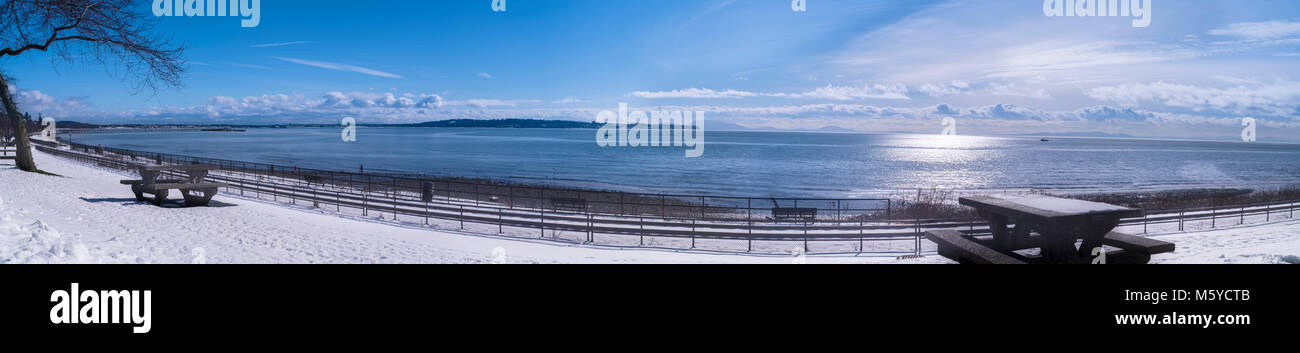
0,150 -> 946,264
2,149 -> 1298,264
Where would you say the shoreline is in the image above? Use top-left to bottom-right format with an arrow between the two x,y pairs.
40,136 -> 1300,222
9,146 -> 1300,264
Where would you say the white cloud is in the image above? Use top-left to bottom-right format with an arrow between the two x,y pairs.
452,99 -> 516,108
919,80 -> 1049,99
1085,80 -> 1300,117
984,82 -> 1051,99
631,84 -> 910,100
630,88 -> 760,99
476,72 -> 494,79
231,63 -> 272,70
7,84 -> 95,118
251,41 -> 312,48
918,81 -> 971,97
773,84 -> 910,100
1208,21 -> 1300,39
274,57 -> 404,79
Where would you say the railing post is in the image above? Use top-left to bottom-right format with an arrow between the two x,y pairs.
1240,206 -> 1245,225
661,195 -> 666,218
1143,214 -> 1148,234
915,233 -> 921,257
700,196 -> 705,220
747,198 -> 752,239
691,219 -> 696,249
803,220 -> 809,254
858,220 -> 864,254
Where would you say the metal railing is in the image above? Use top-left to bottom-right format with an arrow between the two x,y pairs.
30,138 -> 1300,254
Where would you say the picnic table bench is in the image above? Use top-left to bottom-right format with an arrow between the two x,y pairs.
549,197 -> 589,212
119,164 -> 228,206
771,207 -> 818,222
769,198 -> 817,222
926,195 -> 1174,264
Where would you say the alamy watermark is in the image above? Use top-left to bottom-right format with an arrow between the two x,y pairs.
153,0 -> 261,28
492,0 -> 507,12
940,117 -> 957,136
491,247 -> 508,264
50,283 -> 152,334
191,247 -> 207,264
341,117 -> 357,142
1043,0 -> 1152,28
41,117 -> 56,141
1241,118 -> 1257,142
596,103 -> 705,158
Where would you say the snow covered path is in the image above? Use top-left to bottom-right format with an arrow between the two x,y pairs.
0,150 -> 946,264
2,149 -> 1297,264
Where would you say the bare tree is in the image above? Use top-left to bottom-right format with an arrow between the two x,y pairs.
1,0 -> 186,172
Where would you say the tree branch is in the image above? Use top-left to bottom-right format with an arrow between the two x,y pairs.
0,0 -> 94,57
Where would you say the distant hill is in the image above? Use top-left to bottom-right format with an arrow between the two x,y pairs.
817,126 -> 856,132
1018,132 -> 1136,138
390,119 -> 600,129
49,121 -> 102,129
50,119 -> 602,129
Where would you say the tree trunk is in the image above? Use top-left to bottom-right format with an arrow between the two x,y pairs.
0,74 -> 37,172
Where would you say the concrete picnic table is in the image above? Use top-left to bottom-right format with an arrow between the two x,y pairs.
928,195 -> 1170,264
120,164 -> 228,206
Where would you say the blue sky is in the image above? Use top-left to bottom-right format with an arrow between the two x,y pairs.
5,0 -> 1300,141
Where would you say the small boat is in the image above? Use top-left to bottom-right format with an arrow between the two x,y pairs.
1040,138 -> 1051,142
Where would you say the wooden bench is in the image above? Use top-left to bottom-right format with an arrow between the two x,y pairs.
925,230 -> 1028,264
771,207 -> 818,222
1100,231 -> 1175,264
549,197 -> 589,212
964,230 -> 1174,264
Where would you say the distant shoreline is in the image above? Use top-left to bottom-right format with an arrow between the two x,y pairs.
55,121 -> 1300,145
55,119 -> 601,130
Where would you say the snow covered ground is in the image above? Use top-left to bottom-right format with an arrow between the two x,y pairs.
0,150 -> 946,264
1143,220 -> 1300,264
1,149 -> 1297,264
